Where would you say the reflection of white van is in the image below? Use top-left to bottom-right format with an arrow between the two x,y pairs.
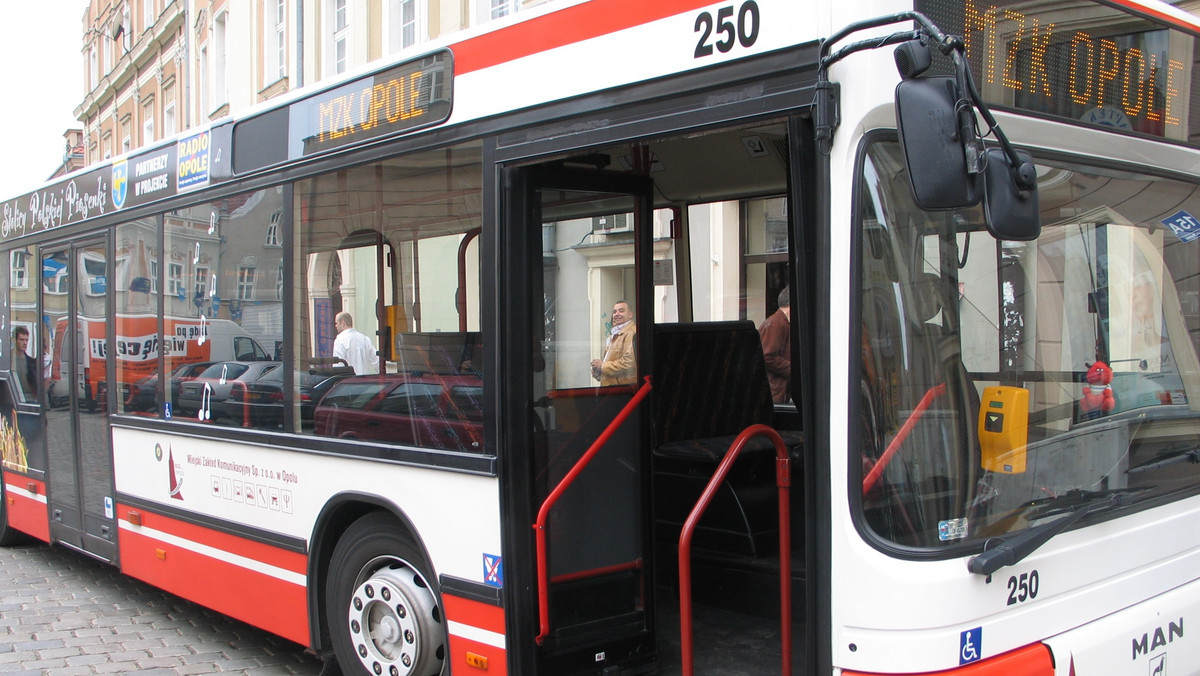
48,316 -> 270,409
163,318 -> 271,363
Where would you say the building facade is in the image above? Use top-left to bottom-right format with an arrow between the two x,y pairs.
74,0 -> 542,167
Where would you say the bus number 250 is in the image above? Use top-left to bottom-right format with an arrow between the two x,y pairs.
1007,570 -> 1040,606
694,1 -> 760,58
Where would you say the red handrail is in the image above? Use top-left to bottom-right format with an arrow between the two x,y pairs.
679,424 -> 792,676
862,383 -> 945,495
533,376 -> 653,645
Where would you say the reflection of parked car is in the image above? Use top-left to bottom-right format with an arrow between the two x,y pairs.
176,361 -> 282,421
123,361 -> 214,413
313,374 -> 483,451
216,369 -> 350,429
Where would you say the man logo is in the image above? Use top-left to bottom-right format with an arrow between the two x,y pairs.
112,160 -> 128,209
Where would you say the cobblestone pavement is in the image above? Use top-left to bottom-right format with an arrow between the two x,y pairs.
0,542 -> 324,675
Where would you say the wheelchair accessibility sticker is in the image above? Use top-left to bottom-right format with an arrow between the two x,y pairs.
960,627 -> 982,665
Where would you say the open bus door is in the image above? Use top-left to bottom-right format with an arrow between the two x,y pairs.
506,163 -> 658,675
42,237 -> 117,563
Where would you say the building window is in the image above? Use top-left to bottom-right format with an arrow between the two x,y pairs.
266,210 -> 282,247
103,34 -> 113,74
121,6 -> 132,52
388,0 -> 419,52
264,0 -> 286,83
10,251 -> 28,289
83,255 -> 108,297
163,84 -> 176,136
490,0 -> 514,21
121,117 -> 132,154
167,261 -> 184,297
143,0 -> 155,29
331,0 -> 349,75
142,99 -> 155,144
194,266 -> 209,300
89,44 -> 99,90
238,266 -> 257,300
44,260 -> 68,295
198,43 -> 209,116
213,12 -> 228,109
149,258 -> 159,293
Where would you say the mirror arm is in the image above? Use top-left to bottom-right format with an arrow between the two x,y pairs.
820,29 -> 923,73
819,11 -> 947,68
952,48 -> 1038,192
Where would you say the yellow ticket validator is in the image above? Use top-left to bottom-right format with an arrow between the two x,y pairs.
979,386 -> 1029,474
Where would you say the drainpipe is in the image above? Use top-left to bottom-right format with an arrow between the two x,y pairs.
296,0 -> 305,88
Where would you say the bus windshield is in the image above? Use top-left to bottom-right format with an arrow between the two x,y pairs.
857,140 -> 1200,551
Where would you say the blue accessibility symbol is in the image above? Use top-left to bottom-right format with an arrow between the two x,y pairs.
482,553 -> 503,588
959,627 -> 982,665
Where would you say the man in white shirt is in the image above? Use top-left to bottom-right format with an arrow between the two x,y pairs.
333,312 -> 379,375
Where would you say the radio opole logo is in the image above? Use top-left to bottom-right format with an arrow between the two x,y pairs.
177,131 -> 211,191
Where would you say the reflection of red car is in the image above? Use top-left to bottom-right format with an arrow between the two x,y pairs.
313,374 -> 483,452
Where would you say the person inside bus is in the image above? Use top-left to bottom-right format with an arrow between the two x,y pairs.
11,327 -> 37,400
591,300 -> 637,386
759,286 -> 791,404
333,312 -> 379,375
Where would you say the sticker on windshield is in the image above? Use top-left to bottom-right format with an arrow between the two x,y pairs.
1162,210 -> 1200,243
938,518 -> 969,541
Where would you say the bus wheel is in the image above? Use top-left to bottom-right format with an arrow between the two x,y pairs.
327,513 -> 446,676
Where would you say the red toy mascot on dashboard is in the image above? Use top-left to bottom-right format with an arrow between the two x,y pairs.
1080,361 -> 1115,414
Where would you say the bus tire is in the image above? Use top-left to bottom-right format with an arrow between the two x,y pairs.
326,512 -> 446,676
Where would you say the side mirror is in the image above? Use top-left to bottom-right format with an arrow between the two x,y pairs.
982,148 -> 1040,241
894,76 -> 983,209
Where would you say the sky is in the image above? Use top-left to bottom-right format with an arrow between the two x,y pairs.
0,1 -> 90,198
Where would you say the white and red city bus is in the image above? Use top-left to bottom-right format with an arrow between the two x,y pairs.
2,0 -> 1200,674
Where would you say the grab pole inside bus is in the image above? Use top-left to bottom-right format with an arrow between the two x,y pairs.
532,376 -> 653,645
678,424 -> 792,676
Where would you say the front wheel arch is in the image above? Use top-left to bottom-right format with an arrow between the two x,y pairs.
326,511 -> 447,676
312,504 -> 446,676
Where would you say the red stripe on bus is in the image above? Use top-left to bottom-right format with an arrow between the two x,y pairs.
115,503 -> 307,574
1104,0 -> 1200,33
2,473 -> 48,542
442,594 -> 507,675
452,0 -> 717,75
118,519 -> 310,645
443,593 -> 506,634
447,632 -> 508,676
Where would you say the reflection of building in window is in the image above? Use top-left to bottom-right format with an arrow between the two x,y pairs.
168,261 -> 185,297
238,265 -> 257,300
266,211 -> 282,246
194,267 -> 209,299
10,251 -> 28,289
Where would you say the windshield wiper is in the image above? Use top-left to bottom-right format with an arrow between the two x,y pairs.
967,488 -> 1149,576
1127,445 -> 1200,474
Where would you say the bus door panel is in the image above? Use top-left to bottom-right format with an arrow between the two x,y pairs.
519,165 -> 657,673
42,238 -> 117,562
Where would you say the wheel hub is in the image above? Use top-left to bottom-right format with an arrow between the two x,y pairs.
346,562 -> 440,676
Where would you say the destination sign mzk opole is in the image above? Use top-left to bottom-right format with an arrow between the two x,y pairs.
295,51 -> 452,156
230,51 -> 452,174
